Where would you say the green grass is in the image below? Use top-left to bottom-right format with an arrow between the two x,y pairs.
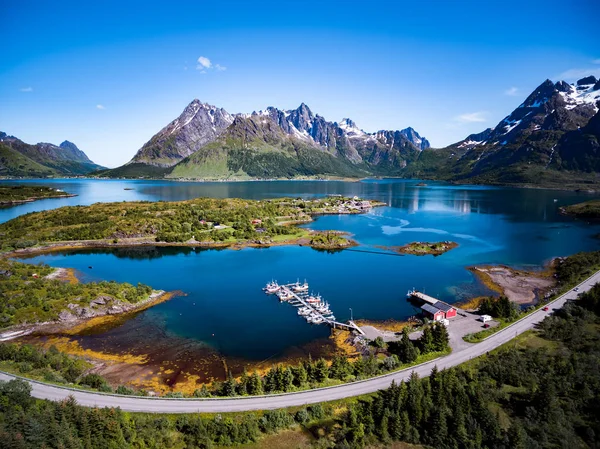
463,319 -> 513,343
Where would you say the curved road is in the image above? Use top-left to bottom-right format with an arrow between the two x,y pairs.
1,270 -> 598,413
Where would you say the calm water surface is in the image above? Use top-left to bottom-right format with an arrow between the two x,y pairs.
3,178 -> 600,364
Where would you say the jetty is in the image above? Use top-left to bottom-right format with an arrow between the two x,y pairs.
263,281 -> 365,335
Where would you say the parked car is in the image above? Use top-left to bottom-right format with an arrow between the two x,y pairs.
483,323 -> 490,329
574,287 -> 579,292
543,306 -> 549,311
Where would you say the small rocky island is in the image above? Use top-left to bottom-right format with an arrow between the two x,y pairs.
0,185 -> 75,205
397,241 -> 458,256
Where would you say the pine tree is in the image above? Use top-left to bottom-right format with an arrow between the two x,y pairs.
282,367 -> 294,392
379,409 -> 391,443
420,326 -> 435,353
237,370 -> 249,395
507,420 -> 527,449
248,372 -> 263,395
221,372 -> 237,396
432,323 -> 450,351
396,328 -> 419,363
292,364 -> 307,386
314,358 -> 329,383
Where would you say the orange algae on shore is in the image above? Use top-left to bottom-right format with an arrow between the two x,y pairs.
42,337 -> 148,364
454,296 -> 484,311
330,329 -> 360,359
61,268 -> 79,284
354,319 -> 410,333
468,267 -> 505,295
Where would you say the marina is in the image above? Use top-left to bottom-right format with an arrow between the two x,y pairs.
264,281 -> 365,335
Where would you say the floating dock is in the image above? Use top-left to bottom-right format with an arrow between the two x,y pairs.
264,281 -> 365,335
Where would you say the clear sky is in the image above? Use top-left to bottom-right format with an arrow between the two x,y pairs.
1,0 -> 599,167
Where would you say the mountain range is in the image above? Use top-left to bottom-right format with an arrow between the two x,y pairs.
3,75 -> 600,188
100,100 -> 431,179
0,133 -> 105,177
404,76 -> 600,187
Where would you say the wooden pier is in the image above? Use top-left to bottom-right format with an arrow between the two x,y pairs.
266,282 -> 365,335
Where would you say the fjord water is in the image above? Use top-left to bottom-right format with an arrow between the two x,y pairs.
4,178 -> 600,364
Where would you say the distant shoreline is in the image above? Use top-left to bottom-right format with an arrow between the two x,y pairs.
1,175 -> 597,191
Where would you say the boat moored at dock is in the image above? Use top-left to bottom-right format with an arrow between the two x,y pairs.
263,281 -> 281,294
263,280 -> 364,334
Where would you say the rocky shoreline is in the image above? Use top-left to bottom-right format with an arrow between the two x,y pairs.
0,278 -> 179,341
469,265 -> 555,305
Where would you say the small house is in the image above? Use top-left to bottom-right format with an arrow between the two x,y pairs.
479,315 -> 492,323
434,301 -> 457,319
421,304 -> 445,321
251,219 -> 262,225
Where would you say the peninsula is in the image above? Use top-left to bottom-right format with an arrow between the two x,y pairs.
0,185 -> 75,205
561,199 -> 600,219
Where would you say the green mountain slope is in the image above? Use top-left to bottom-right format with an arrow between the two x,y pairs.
95,163 -> 172,179
168,115 -> 371,179
0,143 -> 58,177
0,133 -> 105,176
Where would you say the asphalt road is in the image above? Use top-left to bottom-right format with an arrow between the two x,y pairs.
1,270 -> 598,413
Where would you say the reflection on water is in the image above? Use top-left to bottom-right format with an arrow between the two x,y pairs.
1,178 -> 597,225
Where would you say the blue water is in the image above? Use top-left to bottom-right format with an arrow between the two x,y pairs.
4,178 -> 600,364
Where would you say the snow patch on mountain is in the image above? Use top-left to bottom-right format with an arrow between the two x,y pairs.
559,83 -> 600,113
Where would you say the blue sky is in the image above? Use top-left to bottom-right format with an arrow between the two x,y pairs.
1,0 -> 599,167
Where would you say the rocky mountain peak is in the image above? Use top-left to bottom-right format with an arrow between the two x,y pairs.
577,75 -> 597,86
399,127 -> 431,150
338,118 -> 363,136
128,99 -> 234,167
59,140 -> 79,152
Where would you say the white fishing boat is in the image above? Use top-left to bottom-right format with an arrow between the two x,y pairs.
315,301 -> 330,313
297,307 -> 312,316
277,289 -> 294,301
306,295 -> 321,304
311,316 -> 324,324
292,280 -> 309,293
264,281 -> 280,294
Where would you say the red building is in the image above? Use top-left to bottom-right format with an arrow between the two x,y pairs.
435,301 -> 457,319
421,304 -> 446,321
420,301 -> 457,321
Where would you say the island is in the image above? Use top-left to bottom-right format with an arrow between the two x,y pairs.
560,199 -> 600,219
0,196 -> 383,254
396,240 -> 458,256
0,185 -> 75,205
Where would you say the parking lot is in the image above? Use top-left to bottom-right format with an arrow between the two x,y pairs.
360,308 -> 499,352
